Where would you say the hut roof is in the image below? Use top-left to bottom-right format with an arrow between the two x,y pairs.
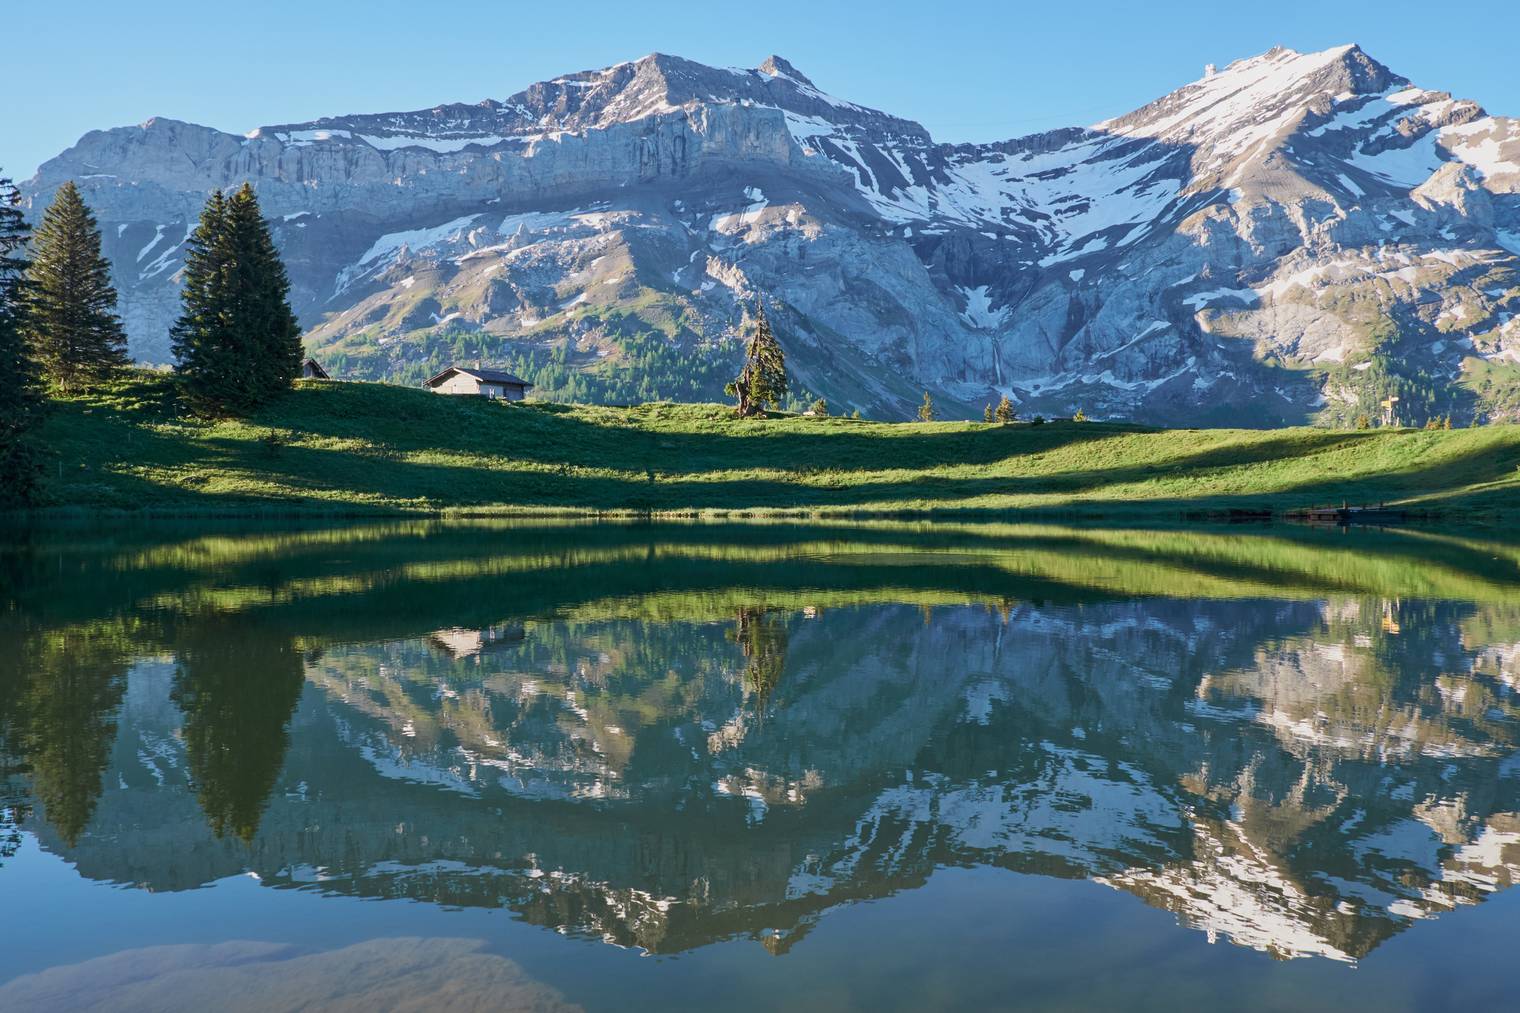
424,366 -> 532,388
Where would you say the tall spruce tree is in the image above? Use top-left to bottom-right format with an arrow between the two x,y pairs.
725,301 -> 787,417
171,184 -> 301,413
226,184 -> 301,400
22,182 -> 127,392
0,173 -> 45,506
171,190 -> 237,410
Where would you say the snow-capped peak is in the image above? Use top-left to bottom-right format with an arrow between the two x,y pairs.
1095,43 -> 1402,152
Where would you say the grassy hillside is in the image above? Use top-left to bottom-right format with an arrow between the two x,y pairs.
23,371 -> 1520,519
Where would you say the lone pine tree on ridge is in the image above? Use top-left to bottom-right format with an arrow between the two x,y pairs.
726,300 -> 788,417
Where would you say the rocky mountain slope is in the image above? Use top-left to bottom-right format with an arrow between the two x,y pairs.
20,45 -> 1520,423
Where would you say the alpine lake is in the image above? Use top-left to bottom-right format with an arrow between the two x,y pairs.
2,519 -> 1519,1011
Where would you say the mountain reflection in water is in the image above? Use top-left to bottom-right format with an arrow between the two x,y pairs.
2,520 -> 1518,968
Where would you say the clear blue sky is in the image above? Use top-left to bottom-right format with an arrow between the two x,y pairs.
5,0 -> 1518,181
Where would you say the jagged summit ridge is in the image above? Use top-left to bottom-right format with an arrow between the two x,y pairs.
243,51 -> 924,154
756,55 -> 814,87
21,44 -> 1520,424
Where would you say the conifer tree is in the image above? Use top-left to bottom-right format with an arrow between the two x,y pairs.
172,185 -> 301,413
171,190 -> 237,411
918,391 -> 935,422
995,395 -> 1016,424
0,173 -> 45,506
226,184 -> 301,400
725,301 -> 787,417
983,404 -> 993,423
22,182 -> 127,392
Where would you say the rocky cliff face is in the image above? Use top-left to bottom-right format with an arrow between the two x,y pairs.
20,45 -> 1520,422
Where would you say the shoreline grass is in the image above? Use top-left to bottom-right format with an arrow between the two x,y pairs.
15,370 -> 1520,523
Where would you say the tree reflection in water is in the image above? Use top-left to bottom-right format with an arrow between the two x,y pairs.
1,631 -> 127,847
731,607 -> 790,711
171,622 -> 305,843
0,519 -> 1518,964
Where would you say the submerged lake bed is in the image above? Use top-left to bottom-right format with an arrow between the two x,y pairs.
2,520 -> 1518,1011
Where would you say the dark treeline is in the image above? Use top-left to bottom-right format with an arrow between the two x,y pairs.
327,299 -> 818,415
0,174 -> 45,505
0,175 -> 304,506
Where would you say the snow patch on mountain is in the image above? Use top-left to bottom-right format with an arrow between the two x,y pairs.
358,133 -> 512,152
959,286 -> 1008,329
334,214 -> 483,295
1347,133 -> 1446,187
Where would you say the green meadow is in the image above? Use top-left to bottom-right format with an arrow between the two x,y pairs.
24,371 -> 1520,520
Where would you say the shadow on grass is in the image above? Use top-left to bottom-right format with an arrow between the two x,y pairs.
149,429 -> 1520,517
33,374 -> 1520,522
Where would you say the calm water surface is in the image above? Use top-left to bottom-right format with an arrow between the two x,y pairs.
2,521 -> 1519,1011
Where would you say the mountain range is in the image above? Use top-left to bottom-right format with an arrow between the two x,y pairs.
19,44 -> 1520,423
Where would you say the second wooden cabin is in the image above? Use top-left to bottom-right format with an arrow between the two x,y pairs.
423,366 -> 532,401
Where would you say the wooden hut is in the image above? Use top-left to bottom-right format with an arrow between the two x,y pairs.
423,366 -> 532,400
